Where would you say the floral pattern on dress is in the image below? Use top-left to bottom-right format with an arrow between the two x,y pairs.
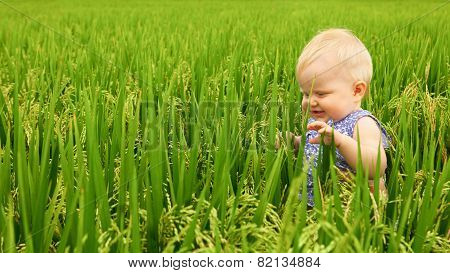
299,109 -> 390,207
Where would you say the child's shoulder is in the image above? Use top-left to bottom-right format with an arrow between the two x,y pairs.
353,116 -> 382,138
352,112 -> 389,149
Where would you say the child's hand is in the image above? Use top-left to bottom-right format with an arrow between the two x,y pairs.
307,121 -> 342,147
275,131 -> 301,154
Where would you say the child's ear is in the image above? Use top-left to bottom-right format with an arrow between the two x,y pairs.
352,81 -> 367,98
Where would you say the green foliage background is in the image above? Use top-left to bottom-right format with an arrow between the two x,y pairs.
0,0 -> 448,252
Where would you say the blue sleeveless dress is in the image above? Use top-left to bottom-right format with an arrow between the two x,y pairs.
301,109 -> 390,207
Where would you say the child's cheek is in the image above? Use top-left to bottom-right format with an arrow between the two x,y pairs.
301,107 -> 307,115
301,101 -> 308,113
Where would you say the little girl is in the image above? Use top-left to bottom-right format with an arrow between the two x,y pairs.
293,28 -> 390,206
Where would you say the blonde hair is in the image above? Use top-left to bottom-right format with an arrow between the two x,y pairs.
296,28 -> 372,85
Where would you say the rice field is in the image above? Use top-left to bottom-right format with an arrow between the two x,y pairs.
0,0 -> 448,253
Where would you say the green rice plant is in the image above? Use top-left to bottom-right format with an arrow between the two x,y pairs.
0,0 -> 448,253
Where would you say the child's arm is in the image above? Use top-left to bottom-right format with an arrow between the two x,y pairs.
307,117 -> 387,179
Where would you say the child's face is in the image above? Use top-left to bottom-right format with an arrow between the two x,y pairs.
298,53 -> 361,123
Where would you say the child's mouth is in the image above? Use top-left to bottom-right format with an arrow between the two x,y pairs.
311,110 -> 325,116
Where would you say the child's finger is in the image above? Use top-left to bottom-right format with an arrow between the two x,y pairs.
307,121 -> 323,129
307,121 -> 326,130
294,136 -> 301,150
309,136 -> 320,144
287,131 -> 295,141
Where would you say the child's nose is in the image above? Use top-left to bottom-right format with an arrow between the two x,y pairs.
310,98 -> 318,106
